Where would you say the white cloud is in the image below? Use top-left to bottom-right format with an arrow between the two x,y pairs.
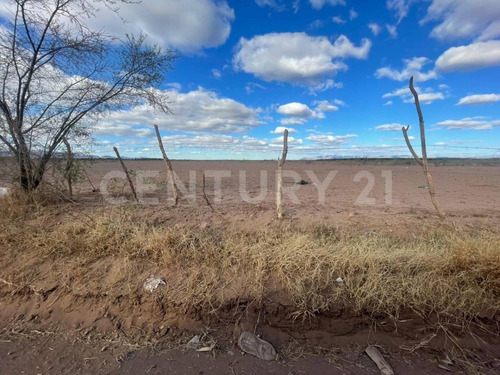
376,123 -> 406,131
384,101 -> 393,106
0,0 -> 235,53
386,0 -> 413,23
332,16 -> 346,24
65,0 -> 235,52
233,33 -> 372,86
280,118 -> 307,125
457,94 -> 500,106
277,102 -> 315,118
309,19 -> 325,29
95,124 -> 154,138
270,135 -> 303,146
306,133 -> 357,145
376,57 -> 438,82
435,41 -> 500,72
383,85 -> 446,104
309,79 -> 343,94
416,92 -> 444,103
386,24 -> 398,38
309,0 -> 346,10
255,0 -> 286,11
277,100 -> 341,125
436,117 -> 500,130
368,23 -> 381,36
422,0 -> 500,41
314,100 -> 339,113
245,82 -> 266,94
349,9 -> 358,20
270,126 -> 297,134
212,69 -> 222,79
103,87 -> 261,134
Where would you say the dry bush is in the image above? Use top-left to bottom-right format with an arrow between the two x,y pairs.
0,205 -> 498,322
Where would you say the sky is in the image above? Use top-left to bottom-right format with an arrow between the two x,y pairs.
4,0 -> 500,159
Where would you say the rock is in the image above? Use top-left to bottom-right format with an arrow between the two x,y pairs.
296,180 -> 309,185
238,331 -> 276,361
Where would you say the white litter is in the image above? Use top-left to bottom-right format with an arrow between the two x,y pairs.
365,345 -> 394,375
143,276 -> 166,293
0,187 -> 8,196
336,277 -> 344,284
186,335 -> 200,349
238,331 -> 276,361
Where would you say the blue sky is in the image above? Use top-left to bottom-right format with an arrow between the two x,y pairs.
5,0 -> 500,159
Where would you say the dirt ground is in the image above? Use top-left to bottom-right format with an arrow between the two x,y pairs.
77,160 -> 500,230
1,160 -> 499,374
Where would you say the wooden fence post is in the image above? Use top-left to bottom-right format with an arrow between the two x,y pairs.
276,129 -> 289,220
113,146 -> 138,202
154,124 -> 179,206
402,76 -> 445,219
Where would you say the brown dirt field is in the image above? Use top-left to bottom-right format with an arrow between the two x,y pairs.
1,160 -> 499,374
79,160 -> 500,230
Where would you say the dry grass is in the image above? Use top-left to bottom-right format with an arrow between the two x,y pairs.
0,196 -> 499,322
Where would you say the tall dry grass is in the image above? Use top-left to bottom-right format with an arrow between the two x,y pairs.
0,197 -> 499,321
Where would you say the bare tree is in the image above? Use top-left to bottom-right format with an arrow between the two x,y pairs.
0,0 -> 178,192
402,76 -> 445,218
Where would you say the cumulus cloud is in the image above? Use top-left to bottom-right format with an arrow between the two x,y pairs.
436,117 -> 500,130
314,100 -> 339,113
349,9 -> 358,20
309,0 -> 346,10
233,33 -> 372,86
435,41 -> 500,72
276,100 -> 341,124
376,123 -> 406,131
368,23 -> 381,36
457,94 -> 500,106
0,0 -> 236,53
422,0 -> 500,41
376,57 -> 438,82
277,102 -> 315,118
383,85 -> 446,104
270,126 -> 297,134
101,87 -> 261,134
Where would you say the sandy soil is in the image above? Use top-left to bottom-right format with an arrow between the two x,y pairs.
78,160 -> 500,230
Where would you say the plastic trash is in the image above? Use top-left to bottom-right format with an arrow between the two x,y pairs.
238,331 -> 276,361
365,345 -> 394,375
336,277 -> 344,284
143,276 -> 166,293
0,187 -> 8,196
187,335 -> 200,349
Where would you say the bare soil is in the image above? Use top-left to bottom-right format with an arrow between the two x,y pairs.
72,160 -> 500,233
1,160 -> 499,374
